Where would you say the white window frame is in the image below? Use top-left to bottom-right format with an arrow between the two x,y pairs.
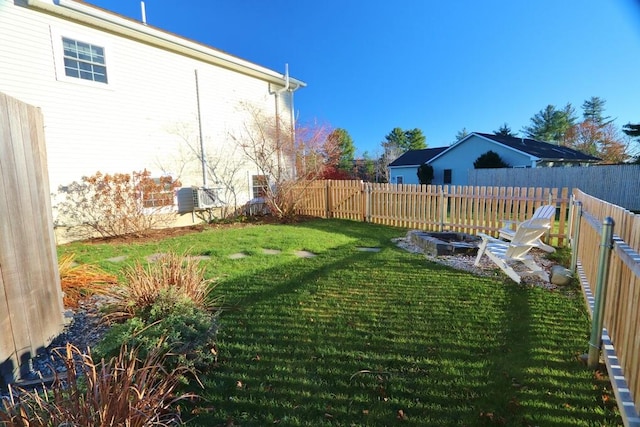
50,27 -> 114,89
251,174 -> 269,199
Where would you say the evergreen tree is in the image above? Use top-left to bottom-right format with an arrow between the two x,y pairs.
582,96 -> 612,127
493,123 -> 516,137
404,128 -> 427,151
327,128 -> 355,174
455,127 -> 469,141
383,127 -> 427,153
623,123 -> 640,139
522,103 -> 577,144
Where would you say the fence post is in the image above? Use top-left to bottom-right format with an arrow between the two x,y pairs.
570,201 -> 582,273
325,180 -> 331,218
439,187 -> 445,232
363,182 -> 371,223
587,217 -> 614,369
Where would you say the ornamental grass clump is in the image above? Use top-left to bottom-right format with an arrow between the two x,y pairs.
104,252 -> 217,322
0,343 -> 196,426
58,253 -> 118,308
98,252 -> 220,373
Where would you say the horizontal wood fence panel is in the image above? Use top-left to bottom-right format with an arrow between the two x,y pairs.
469,165 -> 640,211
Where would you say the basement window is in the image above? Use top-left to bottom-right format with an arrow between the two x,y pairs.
62,37 -> 108,83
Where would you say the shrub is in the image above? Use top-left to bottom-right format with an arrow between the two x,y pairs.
55,170 -> 181,239
473,150 -> 510,168
417,163 -> 434,184
0,343 -> 196,426
96,292 -> 219,372
99,252 -> 220,372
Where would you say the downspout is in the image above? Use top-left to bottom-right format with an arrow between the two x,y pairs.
272,65 -> 290,179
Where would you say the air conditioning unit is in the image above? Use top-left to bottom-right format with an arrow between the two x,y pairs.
193,187 -> 219,209
177,187 -> 221,212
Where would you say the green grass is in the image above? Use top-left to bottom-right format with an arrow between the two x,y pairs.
58,219 -> 621,426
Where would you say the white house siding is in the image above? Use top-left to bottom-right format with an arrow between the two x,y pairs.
389,166 -> 420,185
429,135 -> 532,186
0,0 -> 294,217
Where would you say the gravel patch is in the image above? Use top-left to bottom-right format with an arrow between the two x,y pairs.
392,235 -> 559,290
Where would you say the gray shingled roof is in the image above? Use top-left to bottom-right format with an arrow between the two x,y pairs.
475,132 -> 601,162
388,147 -> 448,167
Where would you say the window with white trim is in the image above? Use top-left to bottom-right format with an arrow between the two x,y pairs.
141,178 -> 175,208
252,175 -> 268,199
62,37 -> 108,83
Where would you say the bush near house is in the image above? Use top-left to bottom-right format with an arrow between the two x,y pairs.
55,170 -> 181,239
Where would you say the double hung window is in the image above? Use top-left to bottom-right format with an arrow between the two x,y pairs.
62,37 -> 108,83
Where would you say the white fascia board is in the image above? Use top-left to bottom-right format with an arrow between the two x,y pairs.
26,0 -> 306,90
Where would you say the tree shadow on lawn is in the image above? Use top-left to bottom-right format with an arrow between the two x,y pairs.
191,237 -> 620,426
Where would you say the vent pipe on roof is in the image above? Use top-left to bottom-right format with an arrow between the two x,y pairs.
140,1 -> 147,25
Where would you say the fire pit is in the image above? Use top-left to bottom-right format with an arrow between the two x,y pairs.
407,230 -> 481,257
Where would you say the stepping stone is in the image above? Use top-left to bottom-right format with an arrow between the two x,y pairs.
263,249 -> 282,255
229,252 -> 247,260
187,255 -> 211,261
146,253 -> 166,262
106,255 -> 127,263
356,247 -> 381,252
294,250 -> 316,258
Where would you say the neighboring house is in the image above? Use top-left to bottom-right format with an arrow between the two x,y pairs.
388,147 -> 447,184
0,0 -> 304,227
389,132 -> 600,186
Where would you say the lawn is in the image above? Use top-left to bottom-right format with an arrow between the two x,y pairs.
59,218 -> 621,426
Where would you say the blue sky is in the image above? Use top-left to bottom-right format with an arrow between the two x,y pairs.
86,0 -> 640,155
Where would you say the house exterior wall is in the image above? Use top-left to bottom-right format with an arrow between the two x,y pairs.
389,166 -> 420,185
0,0 -> 295,223
429,135 -> 533,185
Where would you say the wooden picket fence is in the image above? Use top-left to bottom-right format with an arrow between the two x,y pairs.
572,189 -> 640,421
295,180 -> 640,419
295,180 -> 570,246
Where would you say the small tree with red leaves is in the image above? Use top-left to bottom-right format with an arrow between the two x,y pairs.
232,102 -> 338,219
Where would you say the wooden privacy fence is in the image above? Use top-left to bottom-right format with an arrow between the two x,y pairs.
295,180 -> 570,246
0,93 -> 64,385
572,189 -> 640,422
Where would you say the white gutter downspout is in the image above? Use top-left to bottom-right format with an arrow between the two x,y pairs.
271,65 -> 291,178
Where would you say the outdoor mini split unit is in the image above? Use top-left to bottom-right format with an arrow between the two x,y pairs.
177,187 -> 221,212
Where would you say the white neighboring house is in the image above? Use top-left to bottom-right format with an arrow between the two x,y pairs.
389,132 -> 600,186
0,0 -> 304,233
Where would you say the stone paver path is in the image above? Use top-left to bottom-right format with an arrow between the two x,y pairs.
103,247 -> 382,263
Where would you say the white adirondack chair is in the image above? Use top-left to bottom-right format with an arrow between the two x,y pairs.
498,205 -> 556,253
475,220 -> 550,283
